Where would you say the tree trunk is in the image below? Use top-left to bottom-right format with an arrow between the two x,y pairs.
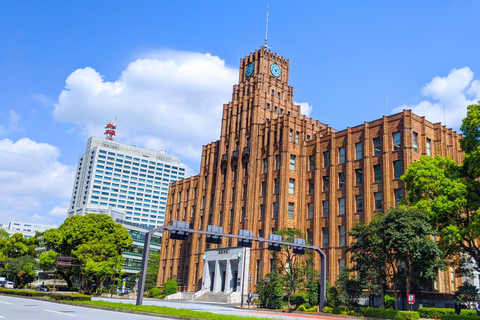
393,276 -> 398,310
406,260 -> 412,311
379,276 -> 385,308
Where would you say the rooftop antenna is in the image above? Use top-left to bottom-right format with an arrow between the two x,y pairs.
264,3 -> 269,49
385,93 -> 388,116
443,105 -> 446,127
104,117 -> 117,141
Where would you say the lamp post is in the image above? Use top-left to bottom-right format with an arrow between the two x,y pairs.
240,218 -> 248,308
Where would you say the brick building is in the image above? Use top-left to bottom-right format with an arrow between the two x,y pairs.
157,47 -> 463,296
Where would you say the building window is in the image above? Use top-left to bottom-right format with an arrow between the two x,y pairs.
322,227 -> 329,247
373,137 -> 381,156
413,132 -> 418,152
426,138 -> 432,156
393,132 -> 401,151
338,225 -> 346,246
270,259 -> 276,274
261,181 -> 266,197
274,178 -> 279,194
273,201 -> 278,218
339,147 -> 345,164
289,179 -> 295,194
355,169 -> 363,186
257,260 -> 263,283
393,160 -> 402,179
338,197 -> 345,215
356,195 -> 363,212
288,202 -> 294,219
309,155 -> 315,171
394,189 -> 403,206
374,164 -> 382,182
308,179 -> 314,195
323,151 -> 330,167
355,142 -> 363,160
323,200 -> 329,217
307,229 -> 313,244
290,155 -> 296,170
375,192 -> 382,211
338,258 -> 346,273
260,204 -> 265,220
289,129 -> 293,142
323,176 -> 329,192
338,172 -> 345,188
308,203 -> 314,219
275,154 -> 281,170
263,158 -> 268,173
295,131 -> 299,144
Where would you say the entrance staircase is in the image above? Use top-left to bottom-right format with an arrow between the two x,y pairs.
194,291 -> 228,303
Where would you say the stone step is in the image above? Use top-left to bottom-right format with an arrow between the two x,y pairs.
195,291 -> 228,303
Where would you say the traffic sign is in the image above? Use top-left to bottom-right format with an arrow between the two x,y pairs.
408,294 -> 415,304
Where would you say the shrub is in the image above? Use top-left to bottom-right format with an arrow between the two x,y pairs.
267,281 -> 283,309
323,306 -> 333,313
163,280 -> 178,296
296,304 -> 307,312
359,307 -> 419,320
385,294 -> 395,309
442,315 -> 480,320
149,287 -> 162,298
0,288 -> 45,297
290,292 -> 308,309
49,293 -> 91,301
419,308 -> 478,318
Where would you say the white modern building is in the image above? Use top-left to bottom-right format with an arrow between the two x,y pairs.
68,136 -> 187,228
1,221 -> 56,238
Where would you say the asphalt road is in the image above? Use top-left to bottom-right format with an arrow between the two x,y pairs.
94,296 -> 346,320
0,294 -> 172,320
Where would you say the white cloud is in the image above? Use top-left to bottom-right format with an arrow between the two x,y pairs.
0,138 -> 75,224
47,204 -> 69,218
393,67 -> 480,129
53,50 -> 238,163
0,110 -> 24,137
295,102 -> 313,117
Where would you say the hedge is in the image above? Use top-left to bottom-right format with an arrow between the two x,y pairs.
0,288 -> 45,297
49,293 -> 91,301
0,288 -> 90,301
441,315 -> 480,320
359,307 -> 420,320
419,308 -> 478,318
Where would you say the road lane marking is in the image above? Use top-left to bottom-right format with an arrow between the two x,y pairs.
0,301 -> 13,305
44,309 -> 76,317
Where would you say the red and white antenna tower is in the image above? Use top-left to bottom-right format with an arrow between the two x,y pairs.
104,117 -> 117,141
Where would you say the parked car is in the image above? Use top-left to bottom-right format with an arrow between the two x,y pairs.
3,281 -> 14,289
35,285 -> 49,292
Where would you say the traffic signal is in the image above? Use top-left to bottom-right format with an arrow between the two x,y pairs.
267,234 -> 282,251
206,225 -> 223,244
170,220 -> 190,241
292,238 -> 306,255
237,229 -> 253,248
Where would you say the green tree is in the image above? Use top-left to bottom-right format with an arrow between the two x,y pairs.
145,252 -> 160,291
255,272 -> 283,309
348,217 -> 385,307
348,206 -> 445,310
4,256 -> 36,287
454,281 -> 479,309
335,267 -> 364,306
273,228 -> 310,298
402,102 -> 480,270
1,233 -> 38,258
41,214 -> 132,289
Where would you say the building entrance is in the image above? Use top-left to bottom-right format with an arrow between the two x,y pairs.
201,247 -> 249,295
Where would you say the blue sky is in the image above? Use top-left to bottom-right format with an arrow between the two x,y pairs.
1,0 -> 480,227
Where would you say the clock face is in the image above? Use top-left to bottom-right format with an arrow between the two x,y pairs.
245,63 -> 254,77
270,63 -> 281,77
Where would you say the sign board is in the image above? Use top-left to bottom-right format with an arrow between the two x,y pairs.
56,256 -> 72,267
408,294 -> 415,304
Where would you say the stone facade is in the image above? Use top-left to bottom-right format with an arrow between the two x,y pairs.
157,47 -> 463,295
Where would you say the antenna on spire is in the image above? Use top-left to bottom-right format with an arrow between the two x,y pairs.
264,3 -> 269,49
104,117 -> 117,141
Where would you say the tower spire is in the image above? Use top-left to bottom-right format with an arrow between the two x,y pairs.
264,3 -> 269,49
